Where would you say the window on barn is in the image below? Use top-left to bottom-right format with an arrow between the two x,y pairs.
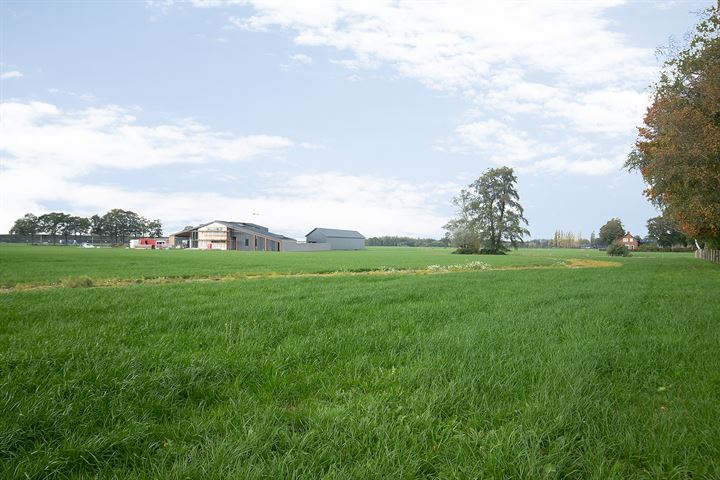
245,238 -> 249,247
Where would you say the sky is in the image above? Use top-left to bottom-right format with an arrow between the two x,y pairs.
0,0 -> 713,240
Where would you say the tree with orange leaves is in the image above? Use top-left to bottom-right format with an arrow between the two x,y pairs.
626,2 -> 720,248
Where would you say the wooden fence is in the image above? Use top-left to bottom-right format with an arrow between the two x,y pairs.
695,249 -> 720,264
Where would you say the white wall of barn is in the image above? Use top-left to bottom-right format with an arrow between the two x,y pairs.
197,222 -> 228,250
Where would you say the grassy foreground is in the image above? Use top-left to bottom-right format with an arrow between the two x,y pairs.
1,247 -> 719,478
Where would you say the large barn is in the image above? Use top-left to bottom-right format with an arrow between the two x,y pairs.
306,228 -> 366,250
169,221 -> 296,251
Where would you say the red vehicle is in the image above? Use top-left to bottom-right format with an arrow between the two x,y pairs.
133,238 -> 168,249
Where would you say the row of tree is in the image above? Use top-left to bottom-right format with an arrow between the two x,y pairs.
442,171 -> 692,254
9,209 -> 163,244
550,230 -> 589,249
366,236 -> 449,247
597,215 -> 690,248
524,214 -> 692,250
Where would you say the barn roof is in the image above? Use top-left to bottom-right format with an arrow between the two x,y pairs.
171,221 -> 294,241
306,227 -> 365,239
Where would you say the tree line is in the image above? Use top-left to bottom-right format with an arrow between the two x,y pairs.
550,230 -> 589,249
365,236 -> 449,247
9,209 -> 163,244
599,215 -> 689,249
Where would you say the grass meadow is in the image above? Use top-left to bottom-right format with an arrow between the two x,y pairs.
1,245 -> 719,478
0,245 -> 572,288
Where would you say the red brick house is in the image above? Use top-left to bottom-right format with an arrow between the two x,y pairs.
621,232 -> 638,250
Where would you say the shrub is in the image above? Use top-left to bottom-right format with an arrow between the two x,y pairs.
62,275 -> 95,288
637,244 -> 695,252
670,246 -> 695,252
479,248 -> 507,255
453,245 -> 509,255
606,241 -> 630,257
453,246 -> 479,254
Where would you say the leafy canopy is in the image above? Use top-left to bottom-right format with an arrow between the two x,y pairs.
445,167 -> 529,254
647,213 -> 690,248
598,218 -> 625,246
9,214 -> 40,238
626,3 -> 720,247
9,210 -> 163,244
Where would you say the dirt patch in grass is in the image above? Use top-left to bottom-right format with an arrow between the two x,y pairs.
0,259 -> 621,294
565,259 -> 622,268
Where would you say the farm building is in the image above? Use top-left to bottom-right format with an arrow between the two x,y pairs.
169,221 -> 300,251
306,228 -> 366,250
621,232 -> 639,251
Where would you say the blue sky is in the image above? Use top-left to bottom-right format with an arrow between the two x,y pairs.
0,0 -> 712,239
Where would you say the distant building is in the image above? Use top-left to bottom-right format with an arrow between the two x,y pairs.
621,232 -> 638,251
169,221 -> 295,251
306,228 -> 366,250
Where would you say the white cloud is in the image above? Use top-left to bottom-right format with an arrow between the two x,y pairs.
1,70 -> 23,80
218,1 -> 657,172
299,141 -> 326,150
543,88 -> 650,136
191,0 -> 245,7
289,53 -> 312,65
437,119 -> 558,169
146,0 -> 245,9
329,57 -> 379,71
0,101 -> 293,175
0,101 -> 455,237
521,156 -> 622,176
280,53 -> 314,70
446,120 -> 556,162
437,118 -> 628,176
226,1 -> 653,90
48,88 -> 96,102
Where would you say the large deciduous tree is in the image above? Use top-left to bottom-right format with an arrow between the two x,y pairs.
598,218 -> 625,246
626,4 -> 720,248
146,219 -> 163,238
38,212 -> 71,244
647,213 -> 689,248
444,167 -> 529,254
9,213 -> 40,243
100,209 -> 163,242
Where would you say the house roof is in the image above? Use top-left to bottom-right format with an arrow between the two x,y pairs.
171,221 -> 293,241
306,227 -> 366,239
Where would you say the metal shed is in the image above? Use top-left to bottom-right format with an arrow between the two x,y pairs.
305,228 -> 366,250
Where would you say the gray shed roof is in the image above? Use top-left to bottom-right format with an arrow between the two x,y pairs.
306,228 -> 366,239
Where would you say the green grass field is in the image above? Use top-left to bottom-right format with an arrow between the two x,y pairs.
0,245 -> 585,288
1,246 -> 719,478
